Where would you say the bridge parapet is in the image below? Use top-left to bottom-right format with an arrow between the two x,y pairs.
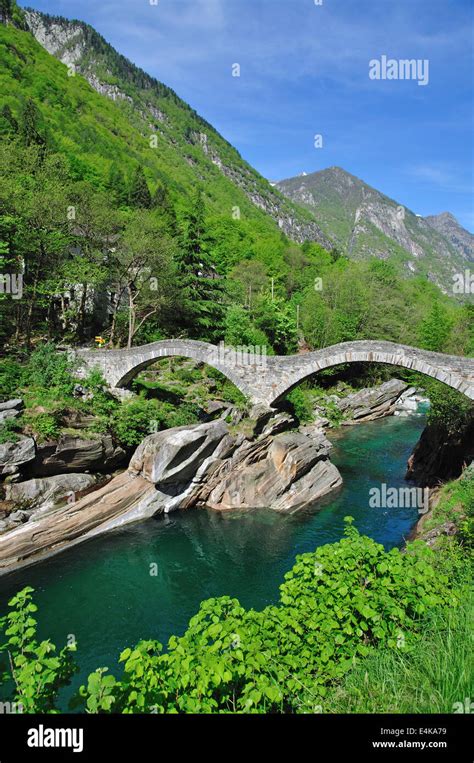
75,340 -> 474,405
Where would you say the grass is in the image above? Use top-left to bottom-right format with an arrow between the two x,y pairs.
323,584 -> 473,714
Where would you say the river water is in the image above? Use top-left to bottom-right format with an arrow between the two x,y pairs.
0,411 -> 426,705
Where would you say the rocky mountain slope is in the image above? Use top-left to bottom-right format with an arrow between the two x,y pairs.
277,167 -> 473,290
425,212 -> 474,262
19,7 -> 330,247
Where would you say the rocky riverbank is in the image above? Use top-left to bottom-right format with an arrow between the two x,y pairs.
0,378 -> 428,573
406,414 -> 474,487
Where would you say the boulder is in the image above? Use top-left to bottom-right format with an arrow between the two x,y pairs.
30,434 -> 127,476
0,399 -> 23,412
0,437 -> 36,475
338,379 -> 408,422
200,430 -> 342,512
5,473 -> 98,511
0,409 -> 20,424
129,420 -> 230,485
394,387 -> 429,416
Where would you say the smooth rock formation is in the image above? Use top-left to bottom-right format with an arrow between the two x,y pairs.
193,430 -> 342,513
0,414 -> 343,572
0,409 -> 20,423
129,420 -> 230,485
337,379 -> 408,422
0,472 -> 157,573
30,434 -> 127,476
0,399 -> 23,411
5,473 -> 98,512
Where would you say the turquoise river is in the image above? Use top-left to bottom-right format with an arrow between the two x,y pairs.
0,411 -> 427,707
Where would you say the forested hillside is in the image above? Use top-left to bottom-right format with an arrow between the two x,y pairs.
0,3 -> 472,360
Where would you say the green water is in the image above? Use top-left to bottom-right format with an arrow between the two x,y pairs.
0,412 -> 426,704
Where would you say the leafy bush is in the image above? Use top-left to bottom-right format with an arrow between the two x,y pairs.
0,358 -> 23,401
25,344 -> 75,395
0,416 -> 21,444
286,387 -> 313,423
81,369 -> 118,418
159,402 -> 199,429
0,587 -> 77,713
112,398 -> 157,447
323,586 -> 473,713
112,397 -> 199,447
173,366 -> 202,385
26,413 -> 60,441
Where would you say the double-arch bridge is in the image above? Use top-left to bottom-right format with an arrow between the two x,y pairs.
75,340 -> 474,406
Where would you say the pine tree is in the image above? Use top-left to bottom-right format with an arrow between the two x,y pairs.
107,162 -> 128,207
152,181 -> 177,234
175,189 -> 225,341
18,98 -> 46,149
0,105 -> 18,137
128,165 -> 152,208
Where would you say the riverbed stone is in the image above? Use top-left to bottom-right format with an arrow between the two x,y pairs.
30,434 -> 127,476
337,379 -> 408,422
5,473 -> 98,511
199,430 -> 342,512
0,399 -> 23,412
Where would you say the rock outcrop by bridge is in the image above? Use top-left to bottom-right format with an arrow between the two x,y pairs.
75,340 -> 474,405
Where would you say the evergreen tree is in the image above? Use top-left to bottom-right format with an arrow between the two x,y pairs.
18,98 -> 46,150
106,162 -> 128,207
152,181 -> 177,234
419,301 -> 452,352
0,105 -> 18,137
128,165 -> 152,209
175,189 -> 225,341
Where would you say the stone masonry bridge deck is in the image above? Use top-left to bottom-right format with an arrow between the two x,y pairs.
75,340 -> 474,406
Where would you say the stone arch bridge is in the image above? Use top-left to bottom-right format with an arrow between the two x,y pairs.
75,340 -> 474,406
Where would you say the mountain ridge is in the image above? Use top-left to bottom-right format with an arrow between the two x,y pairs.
276,166 -> 473,290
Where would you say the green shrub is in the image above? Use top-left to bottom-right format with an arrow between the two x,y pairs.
112,398 -> 157,447
26,344 -> 75,395
0,358 -> 23,401
0,416 -> 21,444
323,586 -> 473,714
112,397 -> 199,447
27,413 -> 60,441
174,367 -> 202,385
286,387 -> 313,423
81,369 -> 118,418
0,587 -> 77,713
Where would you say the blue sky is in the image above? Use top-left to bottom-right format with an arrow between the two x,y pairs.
25,0 -> 473,230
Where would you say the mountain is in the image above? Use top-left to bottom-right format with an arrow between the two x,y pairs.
17,7 -> 330,248
425,212 -> 474,263
276,167 -> 473,290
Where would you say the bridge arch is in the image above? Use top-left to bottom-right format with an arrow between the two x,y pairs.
76,339 -> 258,401
76,339 -> 474,406
266,342 -> 474,405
